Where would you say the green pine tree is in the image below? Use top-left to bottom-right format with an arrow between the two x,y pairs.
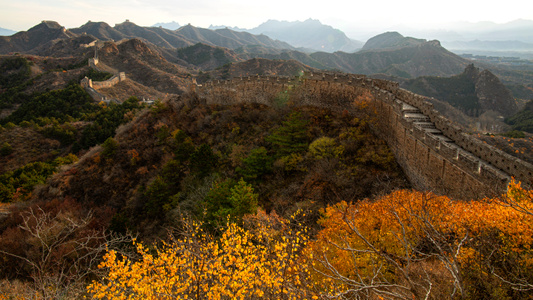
266,111 -> 309,157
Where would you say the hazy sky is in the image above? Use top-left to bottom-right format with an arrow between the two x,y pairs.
2,0 -> 533,39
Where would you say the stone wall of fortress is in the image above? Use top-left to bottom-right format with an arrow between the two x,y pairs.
90,72 -> 126,89
197,72 -> 533,199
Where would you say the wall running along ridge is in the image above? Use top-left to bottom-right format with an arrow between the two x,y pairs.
80,58 -> 125,104
196,72 -> 533,199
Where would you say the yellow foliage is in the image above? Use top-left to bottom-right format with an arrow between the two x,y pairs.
308,137 -> 344,160
87,212 -> 316,299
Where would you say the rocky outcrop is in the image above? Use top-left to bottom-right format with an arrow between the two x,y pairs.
475,68 -> 518,116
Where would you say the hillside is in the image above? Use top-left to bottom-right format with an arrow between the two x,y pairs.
96,79 -> 169,102
239,49 -> 328,70
113,21 -> 191,49
0,20 -> 297,59
236,36 -> 469,79
198,57 -> 316,82
310,40 -> 469,78
70,21 -> 128,41
4,20 -> 531,91
361,31 -> 426,51
96,39 -> 191,94
402,64 -> 518,117
176,24 -> 294,50
27,93 -> 408,236
506,100 -> 533,133
176,43 -> 242,70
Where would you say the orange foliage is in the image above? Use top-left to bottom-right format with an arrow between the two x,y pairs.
307,180 -> 533,298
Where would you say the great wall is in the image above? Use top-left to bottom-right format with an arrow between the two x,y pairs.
196,72 -> 533,199
80,57 -> 125,104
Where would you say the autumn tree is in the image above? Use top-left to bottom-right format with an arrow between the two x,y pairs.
308,136 -> 344,160
87,212 -> 316,300
0,202 -> 133,299
306,181 -> 533,299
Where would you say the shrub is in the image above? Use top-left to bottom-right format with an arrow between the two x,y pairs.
101,137 -> 119,158
190,144 -> 217,178
0,142 -> 13,156
308,137 -> 344,159
499,130 -> 525,139
236,147 -> 273,183
204,178 -> 258,227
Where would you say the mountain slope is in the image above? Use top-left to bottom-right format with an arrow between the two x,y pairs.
176,43 -> 242,70
310,40 -> 468,78
70,21 -> 127,41
361,32 -> 426,51
97,39 -> 191,94
214,28 -> 294,49
402,64 -> 518,117
0,21 -> 77,54
176,25 -> 294,50
78,21 -> 295,51
113,21 -> 182,49
200,57 -> 316,81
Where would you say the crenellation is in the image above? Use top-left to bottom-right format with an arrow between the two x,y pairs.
439,142 -> 459,160
412,125 -> 426,141
456,151 -> 480,175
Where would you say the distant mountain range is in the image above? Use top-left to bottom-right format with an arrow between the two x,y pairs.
0,21 -> 471,80
1,19 -> 531,136
208,25 -> 247,32
2,19 -> 532,99
156,19 -> 364,53
442,40 -> 533,52
0,27 -> 16,36
147,18 -> 533,56
152,21 -> 181,30
393,19 -> 533,56
444,19 -> 533,43
243,32 -> 469,78
0,20 -> 294,55
246,19 -> 363,53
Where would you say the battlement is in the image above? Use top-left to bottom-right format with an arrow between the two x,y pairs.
197,71 -> 533,198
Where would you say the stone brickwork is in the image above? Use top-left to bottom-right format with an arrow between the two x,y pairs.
85,56 -> 125,90
197,71 -> 533,199
81,55 -> 126,103
91,73 -> 126,89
